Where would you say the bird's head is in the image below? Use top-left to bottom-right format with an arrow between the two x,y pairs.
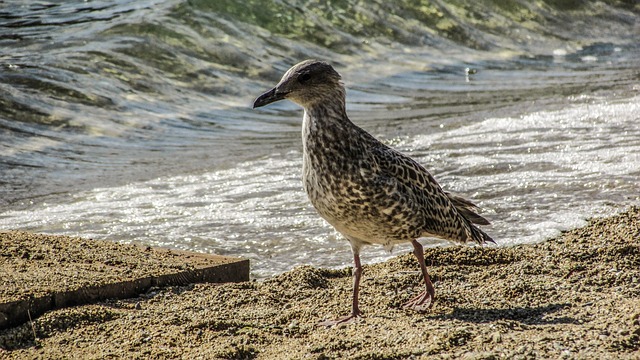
253,59 -> 344,109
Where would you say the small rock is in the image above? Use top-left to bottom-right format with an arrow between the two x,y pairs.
491,332 -> 502,343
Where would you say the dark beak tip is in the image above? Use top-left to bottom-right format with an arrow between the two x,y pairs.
252,96 -> 268,109
252,96 -> 262,109
252,87 -> 283,109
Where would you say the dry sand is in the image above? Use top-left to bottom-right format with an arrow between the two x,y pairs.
1,207 -> 639,359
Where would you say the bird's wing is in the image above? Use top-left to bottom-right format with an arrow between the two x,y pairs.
370,145 -> 491,244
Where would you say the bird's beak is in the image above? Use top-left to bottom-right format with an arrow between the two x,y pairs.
253,87 -> 287,108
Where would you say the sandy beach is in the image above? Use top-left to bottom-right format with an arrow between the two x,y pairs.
1,207 -> 639,359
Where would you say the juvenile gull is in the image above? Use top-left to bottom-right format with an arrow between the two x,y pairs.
253,60 -> 494,325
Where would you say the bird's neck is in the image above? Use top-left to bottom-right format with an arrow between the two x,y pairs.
302,99 -> 353,145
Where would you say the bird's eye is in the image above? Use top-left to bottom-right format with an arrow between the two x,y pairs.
299,73 -> 311,83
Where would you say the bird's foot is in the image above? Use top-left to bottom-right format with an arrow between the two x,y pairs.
317,312 -> 363,327
403,290 -> 434,312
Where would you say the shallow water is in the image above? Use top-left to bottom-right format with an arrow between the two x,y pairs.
1,1 -> 639,277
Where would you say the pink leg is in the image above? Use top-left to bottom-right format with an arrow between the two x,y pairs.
349,252 -> 363,317
403,240 -> 435,312
318,247 -> 364,326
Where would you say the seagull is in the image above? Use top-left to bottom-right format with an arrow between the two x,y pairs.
253,60 -> 494,326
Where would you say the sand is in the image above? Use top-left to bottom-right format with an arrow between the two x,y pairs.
1,207 -> 639,359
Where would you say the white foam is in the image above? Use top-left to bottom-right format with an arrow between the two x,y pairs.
410,95 -> 640,245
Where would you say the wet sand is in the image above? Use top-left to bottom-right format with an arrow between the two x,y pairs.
1,207 -> 639,359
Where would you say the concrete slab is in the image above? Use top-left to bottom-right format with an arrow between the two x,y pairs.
0,231 -> 249,329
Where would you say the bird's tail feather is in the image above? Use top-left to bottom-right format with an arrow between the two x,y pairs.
446,192 -> 495,244
446,192 -> 491,226
470,223 -> 495,245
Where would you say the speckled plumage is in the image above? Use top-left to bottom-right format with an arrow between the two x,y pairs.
254,59 -> 493,325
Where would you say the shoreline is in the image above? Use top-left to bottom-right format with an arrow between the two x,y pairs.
1,207 -> 639,358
